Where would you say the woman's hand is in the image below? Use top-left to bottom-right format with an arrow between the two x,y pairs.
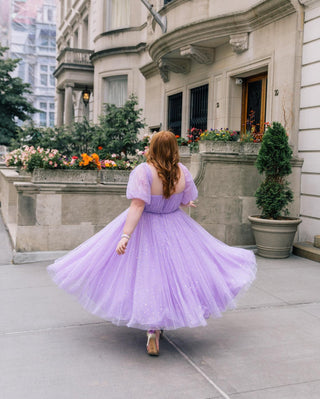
181,200 -> 197,208
116,237 -> 129,255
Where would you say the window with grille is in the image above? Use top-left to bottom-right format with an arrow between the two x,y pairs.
168,92 -> 182,136
189,84 -> 208,131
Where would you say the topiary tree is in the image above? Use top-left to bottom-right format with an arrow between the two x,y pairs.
255,121 -> 294,219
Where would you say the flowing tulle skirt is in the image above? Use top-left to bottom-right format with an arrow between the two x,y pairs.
47,208 -> 256,330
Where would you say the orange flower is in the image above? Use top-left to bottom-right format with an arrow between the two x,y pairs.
91,153 -> 99,161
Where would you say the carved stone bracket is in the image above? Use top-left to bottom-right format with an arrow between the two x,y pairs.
229,33 -> 249,54
158,63 -> 169,83
180,45 -> 215,64
158,57 -> 191,83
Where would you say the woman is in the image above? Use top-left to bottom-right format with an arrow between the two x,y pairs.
48,131 -> 256,356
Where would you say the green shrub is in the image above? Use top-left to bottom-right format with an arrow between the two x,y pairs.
97,94 -> 145,159
255,121 -> 293,219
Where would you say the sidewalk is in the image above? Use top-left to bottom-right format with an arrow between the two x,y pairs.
1,216 -> 320,399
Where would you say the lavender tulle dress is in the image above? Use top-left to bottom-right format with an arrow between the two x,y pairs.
47,162 -> 256,331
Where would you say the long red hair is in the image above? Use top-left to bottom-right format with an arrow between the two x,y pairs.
146,131 -> 180,199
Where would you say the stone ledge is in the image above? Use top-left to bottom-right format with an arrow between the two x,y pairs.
13,250 -> 68,264
293,242 -> 320,263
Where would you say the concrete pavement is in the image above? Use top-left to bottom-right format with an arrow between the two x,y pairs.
1,215 -> 320,399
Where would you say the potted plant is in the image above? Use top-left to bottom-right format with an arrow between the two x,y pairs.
248,122 -> 301,258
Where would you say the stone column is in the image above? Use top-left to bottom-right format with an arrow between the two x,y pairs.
56,89 -> 64,127
64,83 -> 74,125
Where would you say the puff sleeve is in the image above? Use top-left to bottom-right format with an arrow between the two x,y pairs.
180,163 -> 198,205
126,163 -> 151,204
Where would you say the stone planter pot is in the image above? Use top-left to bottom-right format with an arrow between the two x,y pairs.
100,169 -> 130,184
32,169 -> 99,184
248,215 -> 302,258
178,146 -> 191,156
199,141 -> 261,155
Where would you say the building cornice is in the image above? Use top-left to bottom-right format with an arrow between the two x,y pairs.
90,43 -> 147,62
139,61 -> 158,79
93,24 -> 147,44
148,0 -> 296,63
53,63 -> 94,79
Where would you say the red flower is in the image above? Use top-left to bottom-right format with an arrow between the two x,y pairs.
175,135 -> 180,138
72,156 -> 78,159
98,146 -> 103,150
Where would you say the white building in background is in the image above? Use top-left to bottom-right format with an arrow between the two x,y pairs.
54,0 -> 320,243
9,0 -> 56,127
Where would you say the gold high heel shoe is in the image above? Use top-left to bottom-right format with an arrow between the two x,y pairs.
146,330 -> 159,356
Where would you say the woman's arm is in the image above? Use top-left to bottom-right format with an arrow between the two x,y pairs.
116,198 -> 145,255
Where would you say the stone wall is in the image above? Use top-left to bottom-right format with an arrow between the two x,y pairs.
0,148 -> 303,261
189,151 -> 303,246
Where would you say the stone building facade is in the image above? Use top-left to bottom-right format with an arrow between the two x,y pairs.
54,0 -> 320,242
298,0 -> 320,242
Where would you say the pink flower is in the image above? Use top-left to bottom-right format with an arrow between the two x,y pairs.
49,161 -> 53,165
111,153 -> 117,158
54,163 -> 58,168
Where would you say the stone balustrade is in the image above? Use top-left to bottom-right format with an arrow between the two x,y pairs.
57,48 -> 94,65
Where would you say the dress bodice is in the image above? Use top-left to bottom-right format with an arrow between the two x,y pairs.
126,162 -> 198,212
144,193 -> 184,214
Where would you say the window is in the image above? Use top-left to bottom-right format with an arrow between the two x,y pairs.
28,64 -> 35,85
73,29 -> 79,48
40,102 -> 47,110
50,66 -> 55,86
40,74 -> 47,86
104,75 -> 128,107
18,61 -> 25,80
48,8 -> 53,22
168,92 -> 182,136
49,112 -> 55,127
106,0 -> 130,31
241,73 -> 267,139
40,112 -> 47,127
60,0 -> 65,20
189,84 -> 208,131
164,0 -> 174,4
82,18 -> 89,49
50,103 -> 55,110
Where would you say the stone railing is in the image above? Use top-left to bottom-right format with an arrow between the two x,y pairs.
57,48 -> 94,66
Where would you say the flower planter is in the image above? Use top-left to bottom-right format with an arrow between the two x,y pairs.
100,169 -> 130,184
241,142 -> 262,155
178,146 -> 191,156
16,168 -> 32,177
248,215 -> 302,258
32,169 -> 99,184
199,141 -> 261,155
199,141 -> 241,154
